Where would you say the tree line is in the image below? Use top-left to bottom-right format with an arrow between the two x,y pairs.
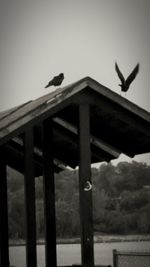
7,161 -> 150,239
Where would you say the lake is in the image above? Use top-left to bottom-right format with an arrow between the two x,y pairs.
9,241 -> 150,267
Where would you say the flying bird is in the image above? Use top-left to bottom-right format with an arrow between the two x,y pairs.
45,73 -> 64,88
115,63 -> 139,93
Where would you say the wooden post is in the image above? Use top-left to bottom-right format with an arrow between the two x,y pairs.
113,249 -> 117,267
0,145 -> 9,267
78,104 -> 94,267
24,128 -> 37,267
42,119 -> 57,267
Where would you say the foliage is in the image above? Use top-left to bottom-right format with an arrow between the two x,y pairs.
7,161 -> 150,239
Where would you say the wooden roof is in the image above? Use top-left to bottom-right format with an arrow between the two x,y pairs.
0,76 -> 150,175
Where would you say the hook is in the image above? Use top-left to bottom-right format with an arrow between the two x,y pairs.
84,181 -> 92,191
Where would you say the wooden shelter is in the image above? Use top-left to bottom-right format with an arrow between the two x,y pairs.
0,76 -> 150,267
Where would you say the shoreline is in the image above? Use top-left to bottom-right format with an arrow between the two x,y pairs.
9,234 -> 150,246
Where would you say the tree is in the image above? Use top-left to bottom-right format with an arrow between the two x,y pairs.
7,161 -> 150,239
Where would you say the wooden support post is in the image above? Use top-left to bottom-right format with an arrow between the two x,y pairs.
0,146 -> 9,267
24,128 -> 37,267
113,249 -> 117,267
78,104 -> 94,267
42,119 -> 57,267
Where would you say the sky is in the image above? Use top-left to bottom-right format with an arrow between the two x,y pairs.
0,0 -> 150,165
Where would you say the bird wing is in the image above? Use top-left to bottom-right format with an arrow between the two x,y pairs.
45,74 -> 64,88
48,76 -> 58,85
53,76 -> 58,82
115,62 -> 125,84
125,64 -> 139,87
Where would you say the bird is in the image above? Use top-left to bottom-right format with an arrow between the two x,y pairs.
45,73 -> 64,88
115,62 -> 139,94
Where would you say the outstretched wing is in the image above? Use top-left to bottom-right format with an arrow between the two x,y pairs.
115,62 -> 125,84
125,64 -> 139,87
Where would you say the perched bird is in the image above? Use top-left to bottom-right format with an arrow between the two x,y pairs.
115,62 -> 139,93
45,73 -> 64,88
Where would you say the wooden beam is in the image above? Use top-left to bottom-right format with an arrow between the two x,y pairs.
113,249 -> 117,267
89,91 -> 150,137
0,145 -> 9,267
24,128 -> 37,267
5,142 -> 42,176
53,117 -> 120,157
78,104 -> 94,267
7,137 -> 63,174
42,119 -> 57,267
52,119 -> 115,164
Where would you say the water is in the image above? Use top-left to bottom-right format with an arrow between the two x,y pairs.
9,241 -> 150,267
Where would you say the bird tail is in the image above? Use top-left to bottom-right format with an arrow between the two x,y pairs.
45,82 -> 53,88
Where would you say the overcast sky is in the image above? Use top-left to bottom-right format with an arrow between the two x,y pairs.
0,0 -> 150,164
